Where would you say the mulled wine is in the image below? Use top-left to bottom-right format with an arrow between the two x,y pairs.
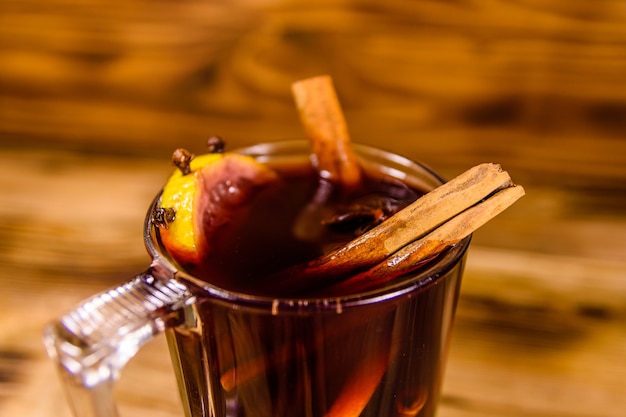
162,141 -> 469,417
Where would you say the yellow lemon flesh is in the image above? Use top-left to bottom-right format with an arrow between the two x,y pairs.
159,152 -> 278,268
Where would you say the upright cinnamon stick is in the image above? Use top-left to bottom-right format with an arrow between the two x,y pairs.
292,75 -> 362,189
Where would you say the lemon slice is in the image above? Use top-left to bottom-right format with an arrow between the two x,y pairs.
158,152 -> 278,267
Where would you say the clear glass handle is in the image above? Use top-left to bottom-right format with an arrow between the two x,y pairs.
43,265 -> 192,417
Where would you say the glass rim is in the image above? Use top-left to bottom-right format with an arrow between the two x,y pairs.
143,140 -> 471,314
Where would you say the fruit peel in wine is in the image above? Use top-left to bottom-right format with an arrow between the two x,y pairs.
156,143 -> 278,268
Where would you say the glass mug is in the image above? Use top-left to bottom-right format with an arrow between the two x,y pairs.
44,141 -> 471,417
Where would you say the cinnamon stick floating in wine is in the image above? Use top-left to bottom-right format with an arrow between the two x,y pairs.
292,75 -> 362,189
325,184 -> 525,295
272,163 -> 524,295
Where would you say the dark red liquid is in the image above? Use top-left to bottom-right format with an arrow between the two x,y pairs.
188,161 -> 421,296
169,251 -> 465,417
164,155 -> 468,417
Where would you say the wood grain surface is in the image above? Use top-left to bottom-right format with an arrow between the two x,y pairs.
1,0 -> 625,416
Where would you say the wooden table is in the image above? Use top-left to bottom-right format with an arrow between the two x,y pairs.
1,1 -> 625,416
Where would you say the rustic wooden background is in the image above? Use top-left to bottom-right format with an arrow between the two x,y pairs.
1,0 -> 625,416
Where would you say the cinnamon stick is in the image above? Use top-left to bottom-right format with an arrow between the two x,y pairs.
325,184 -> 525,294
272,163 -> 523,294
291,75 -> 362,189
